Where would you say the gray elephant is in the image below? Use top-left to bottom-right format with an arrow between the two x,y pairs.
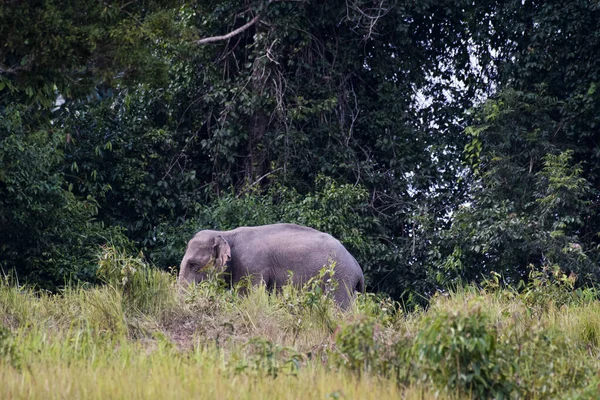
178,223 -> 364,308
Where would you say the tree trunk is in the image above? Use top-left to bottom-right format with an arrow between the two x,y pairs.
247,108 -> 269,182
245,23 -> 270,184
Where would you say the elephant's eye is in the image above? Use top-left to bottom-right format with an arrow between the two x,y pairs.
189,259 -> 215,272
188,262 -> 202,272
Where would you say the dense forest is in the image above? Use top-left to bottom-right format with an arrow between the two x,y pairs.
1,0 -> 600,301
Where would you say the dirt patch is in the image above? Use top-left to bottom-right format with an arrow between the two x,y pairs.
161,312 -> 252,351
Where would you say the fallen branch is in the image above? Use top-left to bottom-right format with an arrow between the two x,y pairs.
195,15 -> 261,45
194,0 -> 306,45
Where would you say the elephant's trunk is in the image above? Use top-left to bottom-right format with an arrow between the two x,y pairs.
177,257 -> 191,286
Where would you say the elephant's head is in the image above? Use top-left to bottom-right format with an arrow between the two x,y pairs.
178,231 -> 231,285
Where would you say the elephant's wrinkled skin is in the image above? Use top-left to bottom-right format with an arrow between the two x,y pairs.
178,223 -> 364,308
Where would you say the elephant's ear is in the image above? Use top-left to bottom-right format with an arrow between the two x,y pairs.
213,235 -> 231,268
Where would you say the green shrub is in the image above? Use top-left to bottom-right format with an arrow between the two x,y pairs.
236,337 -> 303,378
149,177 -> 375,272
499,311 -> 596,398
520,264 -> 584,314
296,261 -> 339,308
0,325 -> 21,370
334,317 -> 379,377
182,272 -> 238,318
410,299 -> 513,398
354,292 -> 400,326
96,244 -> 176,316
279,263 -> 340,337
333,316 -> 402,379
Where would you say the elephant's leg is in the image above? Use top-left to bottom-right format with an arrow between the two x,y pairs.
332,283 -> 354,310
235,272 -> 268,295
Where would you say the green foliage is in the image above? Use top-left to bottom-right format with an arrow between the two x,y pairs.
236,337 -> 303,378
411,300 -> 513,398
0,106 -> 117,287
498,311 -> 595,399
4,0 -> 600,304
520,265 -> 578,313
536,150 -> 590,224
97,244 -> 148,289
0,325 -> 21,370
334,317 -> 385,378
353,292 -> 400,326
513,264 -> 599,321
445,0 -> 600,289
295,261 -> 339,309
280,177 -> 370,250
96,243 -> 176,316
440,95 -> 597,285
0,0 -> 180,107
280,263 -> 340,337
50,0 -> 503,299
534,151 -> 592,276
332,295 -> 403,379
61,88 -> 204,252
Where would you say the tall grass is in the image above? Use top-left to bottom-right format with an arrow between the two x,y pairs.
1,251 -> 600,399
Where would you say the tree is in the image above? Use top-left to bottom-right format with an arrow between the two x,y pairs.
439,0 -> 600,286
0,0 -> 180,286
0,0 -> 179,108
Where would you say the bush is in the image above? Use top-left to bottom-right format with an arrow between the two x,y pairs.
334,317 -> 381,377
0,325 -> 21,370
236,337 -> 303,378
520,264 -> 584,314
410,299 -> 513,398
498,311 -> 595,398
278,263 -> 341,338
96,243 -> 176,316
333,310 -> 402,379
354,292 -> 400,326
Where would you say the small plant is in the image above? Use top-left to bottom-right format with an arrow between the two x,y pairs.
481,271 -> 503,293
236,337 -> 303,378
198,265 -> 233,297
183,268 -> 237,316
333,317 -> 396,378
354,292 -> 400,326
0,325 -> 21,370
410,299 -> 513,398
281,262 -> 340,337
520,264 -> 579,313
96,244 -> 147,289
96,244 -> 175,315
334,317 -> 377,377
301,260 -> 339,307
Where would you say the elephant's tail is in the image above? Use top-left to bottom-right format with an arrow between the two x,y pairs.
356,276 -> 365,293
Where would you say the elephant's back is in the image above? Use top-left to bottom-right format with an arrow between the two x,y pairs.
264,224 -> 344,250
232,223 -> 335,244
232,223 -> 321,235
231,223 -> 361,270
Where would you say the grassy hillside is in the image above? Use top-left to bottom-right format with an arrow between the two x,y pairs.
1,248 -> 600,399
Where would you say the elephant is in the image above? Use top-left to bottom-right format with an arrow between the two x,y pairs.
178,223 -> 365,308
